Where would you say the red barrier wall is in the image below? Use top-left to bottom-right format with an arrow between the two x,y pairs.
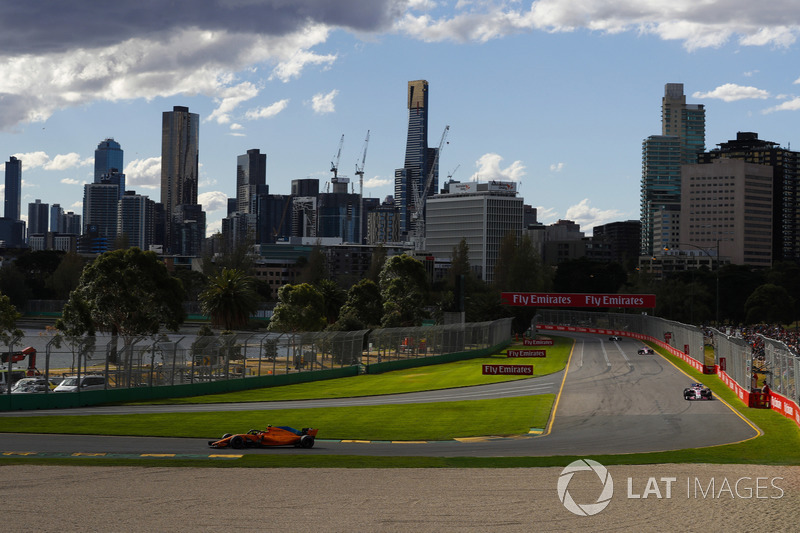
537,324 -> 800,429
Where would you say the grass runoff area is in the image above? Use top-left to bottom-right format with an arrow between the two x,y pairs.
2,334 -> 800,468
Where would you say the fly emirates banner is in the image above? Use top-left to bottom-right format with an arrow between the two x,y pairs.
500,293 -> 656,308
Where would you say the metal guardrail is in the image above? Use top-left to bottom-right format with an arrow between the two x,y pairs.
537,309 -> 800,406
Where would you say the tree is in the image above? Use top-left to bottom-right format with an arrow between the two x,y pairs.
15,249 -> 65,299
0,293 -> 22,346
365,245 -> 387,283
296,243 -> 327,285
46,252 -> 86,300
201,232 -> 256,277
268,283 -> 326,332
338,278 -> 382,327
744,284 -> 795,325
0,292 -> 22,393
172,268 -> 208,303
56,248 -> 186,340
379,254 -> 430,327
492,233 -> 550,333
316,278 -> 346,325
199,268 -> 260,331
0,262 -> 31,311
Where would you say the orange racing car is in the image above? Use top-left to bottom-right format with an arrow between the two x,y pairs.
208,425 -> 318,449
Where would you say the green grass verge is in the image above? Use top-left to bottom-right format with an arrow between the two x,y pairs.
3,334 -> 800,468
0,395 -> 554,441
126,335 -> 573,405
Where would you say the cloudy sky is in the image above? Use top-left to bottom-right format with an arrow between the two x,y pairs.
2,0 -> 800,236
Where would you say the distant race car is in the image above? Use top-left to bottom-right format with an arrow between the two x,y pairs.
208,426 -> 318,449
684,383 -> 713,401
637,347 -> 655,355
609,336 -> 622,341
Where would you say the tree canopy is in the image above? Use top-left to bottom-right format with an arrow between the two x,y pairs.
268,283 -> 326,332
338,278 -> 383,328
379,254 -> 430,327
56,248 -> 186,337
199,268 -> 259,331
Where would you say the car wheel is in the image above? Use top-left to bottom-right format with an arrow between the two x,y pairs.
230,435 -> 245,449
300,435 -> 314,448
222,433 -> 232,439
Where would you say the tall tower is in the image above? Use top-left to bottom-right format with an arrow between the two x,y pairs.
640,83 -> 705,255
160,106 -> 199,253
95,138 -> 125,200
27,199 -> 49,236
83,182 -> 120,249
236,148 -> 266,214
95,138 -> 123,180
4,156 -> 21,221
395,80 -> 439,236
50,204 -> 63,232
118,190 -> 155,251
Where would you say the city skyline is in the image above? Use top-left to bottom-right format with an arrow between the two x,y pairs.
2,2 -> 800,237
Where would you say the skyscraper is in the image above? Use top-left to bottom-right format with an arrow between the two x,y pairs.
395,80 -> 439,237
27,199 -> 49,237
118,190 -> 155,251
83,182 -> 119,247
640,83 -> 705,255
50,204 -> 63,233
426,181 -> 523,283
4,156 -> 21,221
236,148 -> 266,214
94,138 -> 123,178
161,106 -> 199,253
697,131 -> 800,264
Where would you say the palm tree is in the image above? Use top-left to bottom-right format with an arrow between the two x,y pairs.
199,268 -> 259,330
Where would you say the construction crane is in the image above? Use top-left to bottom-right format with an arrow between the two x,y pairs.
411,125 -> 449,251
447,164 -> 460,181
354,130 -> 370,244
354,130 -> 370,194
330,134 -> 344,181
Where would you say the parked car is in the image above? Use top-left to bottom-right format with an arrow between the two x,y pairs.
54,375 -> 106,392
10,377 -> 57,393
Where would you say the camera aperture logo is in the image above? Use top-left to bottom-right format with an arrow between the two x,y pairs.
557,459 -> 614,516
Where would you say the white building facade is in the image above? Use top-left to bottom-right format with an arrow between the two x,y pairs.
425,181 -> 523,283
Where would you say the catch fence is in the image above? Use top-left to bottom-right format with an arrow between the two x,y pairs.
2,318 -> 512,395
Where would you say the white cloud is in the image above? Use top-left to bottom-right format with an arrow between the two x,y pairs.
245,98 -> 290,120
693,83 -> 769,102
397,1 -> 800,50
270,47 -> 337,82
564,199 -> 625,232
763,97 -> 800,114
535,206 -> 559,223
469,153 -> 525,182
206,218 -> 222,237
12,151 -> 91,170
364,175 -> 391,188
60,178 -> 82,185
0,26 -> 333,130
198,190 -> 228,212
206,81 -> 260,124
310,89 -> 339,114
550,162 -> 564,172
124,157 -> 161,189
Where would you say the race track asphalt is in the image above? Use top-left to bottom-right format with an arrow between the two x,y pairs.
0,333 -> 759,457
